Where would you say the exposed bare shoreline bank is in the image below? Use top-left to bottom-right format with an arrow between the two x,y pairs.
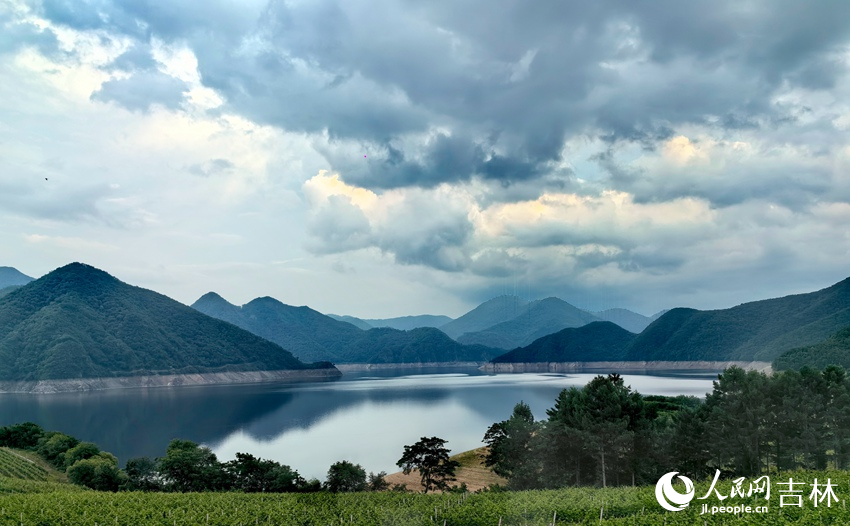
0,368 -> 342,394
479,360 -> 773,374
334,362 -> 485,372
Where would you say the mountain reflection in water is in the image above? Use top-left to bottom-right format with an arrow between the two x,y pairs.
0,366 -> 717,479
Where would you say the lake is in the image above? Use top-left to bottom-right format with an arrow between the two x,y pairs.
0,366 -> 719,480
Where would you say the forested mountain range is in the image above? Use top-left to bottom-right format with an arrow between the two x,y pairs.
193,293 -> 502,364
491,277 -> 850,365
0,263 -> 334,382
624,276 -> 850,362
490,322 -> 637,363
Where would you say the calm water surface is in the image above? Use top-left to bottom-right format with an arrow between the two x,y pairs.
0,367 -> 718,479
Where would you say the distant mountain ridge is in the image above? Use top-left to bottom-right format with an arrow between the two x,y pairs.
0,263 -> 334,382
194,293 -> 501,364
192,293 -> 364,363
326,314 -> 454,331
457,297 -> 603,349
624,277 -> 850,362
0,267 -> 35,298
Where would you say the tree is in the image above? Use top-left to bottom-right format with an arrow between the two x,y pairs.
397,436 -> 460,493
368,471 -> 390,492
483,401 -> 541,489
36,432 -> 79,470
125,457 -> 162,491
67,452 -> 126,491
64,442 -> 101,471
325,460 -> 367,492
224,452 -> 305,493
0,422 -> 44,450
158,439 -> 231,492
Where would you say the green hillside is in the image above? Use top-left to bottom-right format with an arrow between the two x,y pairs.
458,297 -> 602,349
624,277 -> 850,362
194,293 -> 501,363
192,293 -> 363,363
491,321 -> 636,363
0,267 -> 34,289
0,263 -> 336,381
0,448 -> 49,481
774,325 -> 850,371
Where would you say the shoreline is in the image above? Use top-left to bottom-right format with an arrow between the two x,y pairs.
0,368 -> 342,394
334,362 -> 485,372
479,360 -> 773,374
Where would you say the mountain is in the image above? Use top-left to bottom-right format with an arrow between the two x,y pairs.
326,314 -> 455,331
592,308 -> 654,334
0,267 -> 34,288
491,322 -> 637,363
327,314 -> 373,330
0,263 -> 335,382
344,327 -> 502,363
192,293 -> 364,363
364,315 -> 454,331
0,267 -> 35,298
439,296 -> 530,339
773,326 -> 850,371
625,277 -> 850,362
457,297 -> 602,349
195,294 -> 498,363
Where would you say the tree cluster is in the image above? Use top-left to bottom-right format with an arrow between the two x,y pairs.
484,366 -> 850,490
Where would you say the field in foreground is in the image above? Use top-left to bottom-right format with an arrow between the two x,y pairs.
3,471 -> 850,525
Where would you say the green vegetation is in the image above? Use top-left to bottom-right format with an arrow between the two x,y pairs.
485,366 -> 850,494
325,460 -> 368,492
774,325 -> 850,371
397,437 -> 460,493
0,449 -> 49,482
625,276 -> 850,362
1,473 -> 850,524
491,322 -> 636,363
0,263 -> 336,382
194,292 -> 502,363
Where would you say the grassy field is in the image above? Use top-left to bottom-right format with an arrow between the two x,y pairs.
384,447 -> 507,492
2,470 -> 850,525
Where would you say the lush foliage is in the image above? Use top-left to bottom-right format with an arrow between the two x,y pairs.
325,460 -> 367,492
774,325 -> 850,371
0,263 -> 332,381
193,292 -> 502,364
625,276 -> 850,362
486,366 -> 850,492
397,437 -> 460,493
3,472 -> 850,524
491,322 -> 636,363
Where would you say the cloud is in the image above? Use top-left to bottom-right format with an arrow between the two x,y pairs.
91,70 -> 189,112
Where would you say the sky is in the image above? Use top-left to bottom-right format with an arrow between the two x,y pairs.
2,0 -> 850,319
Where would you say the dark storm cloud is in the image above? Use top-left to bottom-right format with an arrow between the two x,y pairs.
38,0 -> 850,195
91,70 -> 189,112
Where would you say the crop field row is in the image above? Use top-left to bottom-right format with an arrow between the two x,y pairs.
2,473 -> 850,525
0,450 -> 47,482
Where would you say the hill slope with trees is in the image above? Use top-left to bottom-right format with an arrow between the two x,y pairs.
491,322 -> 637,363
624,277 -> 850,362
773,325 -> 850,371
0,263 -> 335,382
194,293 -> 501,364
